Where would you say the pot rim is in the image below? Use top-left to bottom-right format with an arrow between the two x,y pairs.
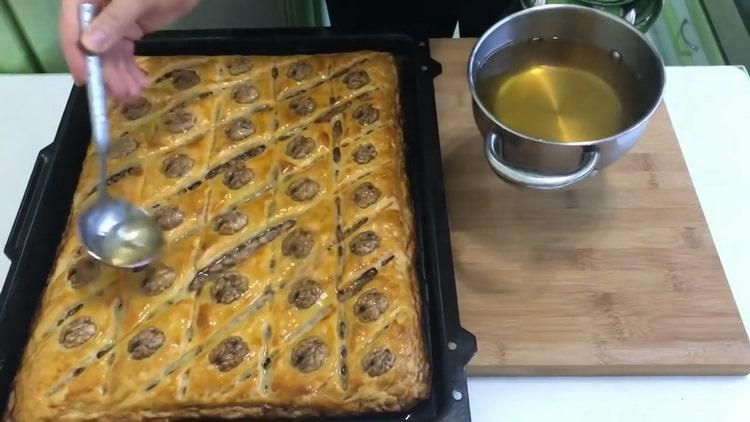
467,3 -> 666,147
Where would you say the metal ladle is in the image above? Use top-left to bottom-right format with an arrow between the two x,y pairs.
76,2 -> 163,268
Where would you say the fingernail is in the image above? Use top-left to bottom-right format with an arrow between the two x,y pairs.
82,30 -> 109,52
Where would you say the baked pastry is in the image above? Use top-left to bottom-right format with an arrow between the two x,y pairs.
10,52 -> 429,420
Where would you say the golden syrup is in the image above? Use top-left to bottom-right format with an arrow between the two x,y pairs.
478,39 -> 643,142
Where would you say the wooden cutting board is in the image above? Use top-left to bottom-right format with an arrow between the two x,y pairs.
430,38 -> 750,376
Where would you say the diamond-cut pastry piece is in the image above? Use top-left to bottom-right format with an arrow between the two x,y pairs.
267,248 -> 337,349
338,89 -> 397,141
273,157 -> 333,221
331,53 -> 395,104
200,189 -> 275,267
267,309 -> 342,406
149,91 -> 218,153
338,125 -> 401,187
218,55 -> 275,83
106,299 -> 193,405
147,182 -> 209,243
191,247 -> 273,345
339,163 -> 404,230
117,234 -> 202,334
276,81 -> 333,134
277,55 -> 329,100
217,76 -> 275,123
270,200 -> 336,289
205,147 -> 276,221
141,132 -> 212,205
340,208 -> 410,287
210,106 -> 276,167
277,122 -> 333,175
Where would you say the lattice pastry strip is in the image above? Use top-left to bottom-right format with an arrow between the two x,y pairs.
46,228 -> 85,283
23,255 -> 124,353
84,119 -> 156,164
147,58 -> 223,102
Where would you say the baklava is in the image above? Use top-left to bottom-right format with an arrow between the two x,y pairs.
10,51 -> 428,421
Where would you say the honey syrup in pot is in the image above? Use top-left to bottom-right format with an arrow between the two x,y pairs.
477,38 -> 646,142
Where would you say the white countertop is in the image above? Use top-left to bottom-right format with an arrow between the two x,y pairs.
1,67 -> 749,421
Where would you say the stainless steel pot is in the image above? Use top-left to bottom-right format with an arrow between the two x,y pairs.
468,3 -> 665,189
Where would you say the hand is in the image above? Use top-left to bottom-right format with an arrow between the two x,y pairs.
59,0 -> 200,100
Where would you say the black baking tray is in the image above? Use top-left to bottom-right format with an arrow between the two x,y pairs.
0,28 -> 476,421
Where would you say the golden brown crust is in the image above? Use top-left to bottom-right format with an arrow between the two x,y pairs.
11,52 -> 429,421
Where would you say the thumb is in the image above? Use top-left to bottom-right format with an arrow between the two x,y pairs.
81,0 -> 145,53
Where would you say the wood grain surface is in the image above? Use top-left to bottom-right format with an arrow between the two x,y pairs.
430,38 -> 750,375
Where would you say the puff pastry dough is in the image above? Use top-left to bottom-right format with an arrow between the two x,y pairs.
10,52 -> 429,421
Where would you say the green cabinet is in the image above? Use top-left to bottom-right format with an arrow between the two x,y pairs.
646,0 -> 725,65
6,0 -> 67,72
0,0 -> 37,73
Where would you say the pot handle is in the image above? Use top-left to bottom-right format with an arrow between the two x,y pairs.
484,132 -> 600,189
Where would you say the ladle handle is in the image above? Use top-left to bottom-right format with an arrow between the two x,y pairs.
79,2 -> 109,194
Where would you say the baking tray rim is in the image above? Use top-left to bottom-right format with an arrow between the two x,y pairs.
0,28 -> 477,422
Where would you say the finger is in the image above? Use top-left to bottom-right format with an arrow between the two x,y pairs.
59,0 -> 86,84
117,38 -> 148,90
81,0 -> 146,53
102,52 -> 129,99
116,40 -> 146,98
113,52 -> 137,99
134,65 -> 150,89
122,68 -> 142,100
122,23 -> 144,42
115,44 -> 143,100
125,60 -> 148,95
